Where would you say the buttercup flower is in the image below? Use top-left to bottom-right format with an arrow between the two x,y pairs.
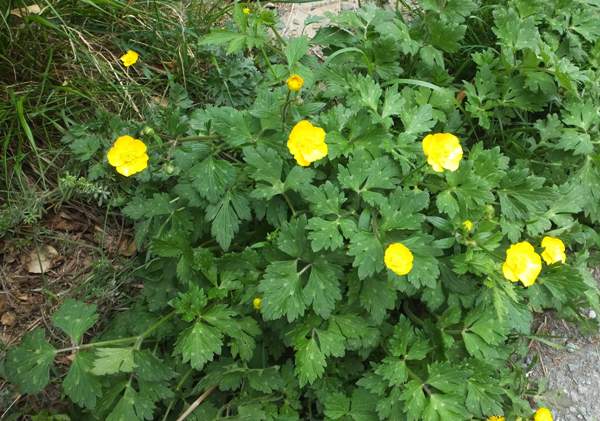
384,243 -> 414,276
120,50 -> 139,67
463,220 -> 474,232
107,135 -> 148,177
487,417 -> 505,421
287,74 -> 304,92
541,236 -> 566,265
287,120 -> 328,166
242,7 -> 251,15
422,133 -> 463,172
253,297 -> 262,310
502,241 -> 542,287
534,407 -> 553,421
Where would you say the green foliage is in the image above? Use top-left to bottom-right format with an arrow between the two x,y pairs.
6,1 -> 600,420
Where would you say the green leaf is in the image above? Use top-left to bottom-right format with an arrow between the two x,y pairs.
206,190 -> 250,250
123,193 -> 174,220
70,134 -> 101,161
400,104 -> 436,137
174,321 -> 223,369
92,347 -> 136,375
303,259 -> 342,319
5,329 -> 56,394
285,36 -> 309,67
170,284 -> 207,322
63,352 -> 102,410
360,277 -> 397,323
244,146 -> 282,185
307,217 -> 344,252
302,181 -> 346,216
379,189 -> 429,231
277,216 -> 309,258
376,357 -> 407,386
338,152 -> 398,193
259,261 -> 306,322
285,166 -> 316,192
295,337 -> 326,386
348,231 -> 384,279
190,157 -> 237,203
422,393 -> 469,421
323,392 -> 350,419
206,106 -> 256,146
400,380 -> 427,421
427,362 -> 468,394
52,299 -> 98,343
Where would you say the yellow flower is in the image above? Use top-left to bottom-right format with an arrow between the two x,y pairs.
107,135 -> 148,177
502,241 -> 542,287
287,120 -> 328,167
242,7 -> 251,15
287,74 -> 304,92
253,297 -> 262,310
541,236 -> 566,265
463,220 -> 474,232
486,417 -> 505,421
120,50 -> 139,67
384,243 -> 414,276
422,133 -> 463,172
533,407 -> 553,421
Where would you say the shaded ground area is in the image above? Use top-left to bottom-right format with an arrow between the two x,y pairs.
0,207 -> 136,414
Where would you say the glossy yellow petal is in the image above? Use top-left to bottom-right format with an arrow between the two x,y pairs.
120,50 -> 139,67
384,243 -> 414,276
541,236 -> 566,264
108,135 -> 148,176
253,297 -> 262,310
287,120 -> 328,166
487,417 -> 505,421
502,241 -> 542,287
533,407 -> 553,421
422,133 -> 463,172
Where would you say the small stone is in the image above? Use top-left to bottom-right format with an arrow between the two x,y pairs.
568,363 -> 578,372
570,407 -> 577,413
589,309 -> 597,319
566,342 -> 579,352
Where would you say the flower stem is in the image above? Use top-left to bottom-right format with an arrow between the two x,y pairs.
283,192 -> 297,216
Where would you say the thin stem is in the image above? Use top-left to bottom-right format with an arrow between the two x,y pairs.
402,301 -> 425,327
175,385 -> 217,421
269,25 -> 287,48
135,310 -> 177,350
406,366 -> 431,395
260,46 -> 278,79
283,192 -> 297,216
57,336 -> 138,354
162,368 -> 195,421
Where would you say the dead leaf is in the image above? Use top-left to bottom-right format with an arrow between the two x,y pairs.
27,245 -> 59,274
118,238 -> 137,257
10,4 -> 42,17
151,96 -> 169,107
1,312 -> 16,326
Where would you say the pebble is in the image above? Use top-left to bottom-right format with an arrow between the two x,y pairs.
589,309 -> 597,319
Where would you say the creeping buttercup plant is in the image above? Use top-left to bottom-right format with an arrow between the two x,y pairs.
6,1 -> 600,420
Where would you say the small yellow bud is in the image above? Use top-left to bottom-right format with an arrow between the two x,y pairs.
286,74 -> 304,92
462,220 -> 474,232
252,297 -> 262,310
242,7 -> 251,15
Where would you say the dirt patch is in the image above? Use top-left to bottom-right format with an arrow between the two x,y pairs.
0,205 -> 136,415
